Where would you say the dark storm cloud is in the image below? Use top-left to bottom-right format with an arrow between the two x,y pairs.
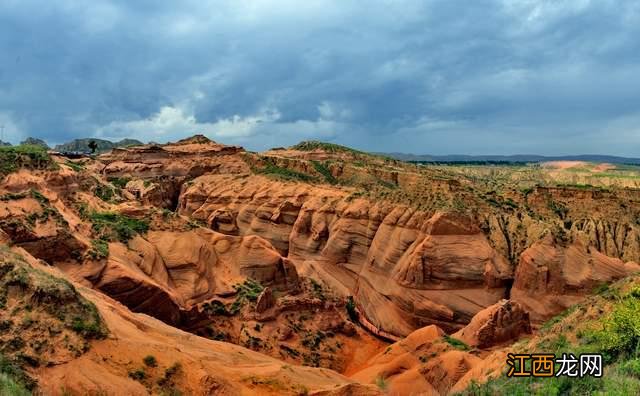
0,0 -> 639,154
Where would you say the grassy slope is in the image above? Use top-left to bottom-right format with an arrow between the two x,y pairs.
0,246 -> 108,392
458,276 -> 640,395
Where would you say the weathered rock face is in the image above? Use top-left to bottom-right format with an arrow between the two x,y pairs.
179,174 -> 512,336
453,299 -> 531,348
99,137 -> 249,179
350,324 -> 507,395
511,236 -> 640,322
255,286 -> 275,313
64,229 -> 300,327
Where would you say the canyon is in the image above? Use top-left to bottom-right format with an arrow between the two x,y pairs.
1,136 -> 640,395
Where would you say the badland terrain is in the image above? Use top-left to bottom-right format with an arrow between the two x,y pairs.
1,136 -> 640,395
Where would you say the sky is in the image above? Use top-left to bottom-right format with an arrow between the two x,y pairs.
1,0 -> 639,155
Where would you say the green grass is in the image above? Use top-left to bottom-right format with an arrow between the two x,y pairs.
88,211 -> 149,243
540,306 -> 577,332
64,161 -> 85,172
0,353 -> 34,393
0,372 -> 30,396
228,279 -> 264,315
443,334 -> 470,351
204,279 -> 264,316
458,282 -> 640,395
310,160 -> 337,184
256,161 -> 314,182
87,239 -> 109,260
292,140 -> 366,155
0,145 -> 55,175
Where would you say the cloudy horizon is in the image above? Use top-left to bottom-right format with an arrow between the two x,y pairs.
1,1 -> 639,155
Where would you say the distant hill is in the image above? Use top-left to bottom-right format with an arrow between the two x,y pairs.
380,152 -> 640,165
0,140 -> 10,147
54,138 -> 143,154
20,137 -> 49,149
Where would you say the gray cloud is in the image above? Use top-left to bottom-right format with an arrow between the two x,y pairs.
0,0 -> 639,154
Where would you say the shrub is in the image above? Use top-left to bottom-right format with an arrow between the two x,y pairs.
143,355 -> 157,367
128,369 -> 146,381
591,295 -> 640,361
346,296 -> 358,322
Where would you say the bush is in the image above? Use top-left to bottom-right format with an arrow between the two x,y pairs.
143,355 -> 157,367
346,296 -> 358,322
128,369 -> 146,381
591,295 -> 640,361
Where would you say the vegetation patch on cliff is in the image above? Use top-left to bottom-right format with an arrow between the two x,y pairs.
0,145 -> 55,175
0,246 -> 108,392
89,211 -> 150,243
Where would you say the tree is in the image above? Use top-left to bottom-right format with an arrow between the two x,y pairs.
88,140 -> 98,154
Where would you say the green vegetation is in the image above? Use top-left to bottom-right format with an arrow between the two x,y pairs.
88,211 -> 150,243
443,334 -> 470,351
310,160 -> 337,184
0,372 -> 30,396
292,140 -> 365,155
64,161 -> 84,172
0,353 -> 34,393
203,279 -> 264,316
143,355 -> 158,368
228,279 -> 264,315
345,296 -> 359,322
309,278 -> 326,301
94,183 -> 117,202
459,280 -> 640,395
547,199 -> 569,219
0,192 -> 28,201
158,362 -> 182,389
375,375 -> 388,391
0,145 -> 55,175
128,369 -> 146,381
0,248 -> 108,393
256,160 -> 314,182
0,249 -> 107,340
87,239 -> 109,260
107,177 -> 131,189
